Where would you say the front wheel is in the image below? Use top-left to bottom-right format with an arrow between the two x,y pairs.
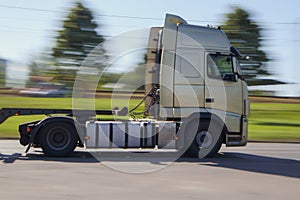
185,120 -> 224,158
39,122 -> 78,157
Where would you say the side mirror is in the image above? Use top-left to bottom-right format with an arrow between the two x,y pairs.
230,46 -> 242,57
230,46 -> 250,60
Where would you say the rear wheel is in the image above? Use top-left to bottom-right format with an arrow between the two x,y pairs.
185,120 -> 224,158
39,122 -> 78,157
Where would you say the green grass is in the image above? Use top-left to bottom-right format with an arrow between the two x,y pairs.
248,103 -> 300,141
0,96 -> 143,138
1,96 -> 300,141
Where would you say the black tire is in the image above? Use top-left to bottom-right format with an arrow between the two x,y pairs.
39,122 -> 78,157
185,120 -> 224,158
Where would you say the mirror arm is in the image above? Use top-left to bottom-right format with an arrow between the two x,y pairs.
236,73 -> 244,81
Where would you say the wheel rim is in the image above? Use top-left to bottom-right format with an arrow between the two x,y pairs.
195,130 -> 213,148
46,127 -> 71,150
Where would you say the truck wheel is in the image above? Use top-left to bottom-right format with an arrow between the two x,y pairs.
39,122 -> 78,157
185,120 -> 224,158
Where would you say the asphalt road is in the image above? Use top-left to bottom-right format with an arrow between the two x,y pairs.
1,140 -> 300,200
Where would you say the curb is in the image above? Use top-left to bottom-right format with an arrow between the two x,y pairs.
248,140 -> 300,144
1,138 -> 300,144
0,138 -> 19,140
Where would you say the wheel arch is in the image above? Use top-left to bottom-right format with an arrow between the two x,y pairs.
177,111 -> 228,150
31,116 -> 85,146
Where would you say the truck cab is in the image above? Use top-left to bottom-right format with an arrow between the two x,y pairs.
145,14 -> 249,156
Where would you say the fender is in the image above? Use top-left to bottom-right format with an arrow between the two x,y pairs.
29,116 -> 85,146
181,112 -> 226,129
176,111 -> 227,151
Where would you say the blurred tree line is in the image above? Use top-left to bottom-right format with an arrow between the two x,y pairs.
27,1 -> 108,89
222,7 -> 276,86
27,2 -> 274,91
0,59 -> 7,88
0,70 -> 5,88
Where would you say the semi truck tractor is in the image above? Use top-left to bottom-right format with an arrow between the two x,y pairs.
0,14 -> 249,158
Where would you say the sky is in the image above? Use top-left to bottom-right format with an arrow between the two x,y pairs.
0,0 -> 300,86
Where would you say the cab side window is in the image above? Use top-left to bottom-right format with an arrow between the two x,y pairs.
207,55 -> 234,81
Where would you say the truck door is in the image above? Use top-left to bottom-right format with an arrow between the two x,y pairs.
173,25 -> 205,110
173,49 -> 205,108
204,53 -> 243,115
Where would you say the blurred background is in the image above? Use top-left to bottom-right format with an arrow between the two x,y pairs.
0,0 -> 299,141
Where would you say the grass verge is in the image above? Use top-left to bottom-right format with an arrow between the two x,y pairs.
248,103 -> 300,142
0,96 -> 143,138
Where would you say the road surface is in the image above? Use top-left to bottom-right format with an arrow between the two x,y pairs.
0,140 -> 300,200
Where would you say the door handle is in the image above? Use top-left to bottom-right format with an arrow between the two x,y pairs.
205,98 -> 214,103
